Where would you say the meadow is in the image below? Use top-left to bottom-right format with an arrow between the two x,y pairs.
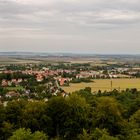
62,78 -> 140,93
6,86 -> 24,91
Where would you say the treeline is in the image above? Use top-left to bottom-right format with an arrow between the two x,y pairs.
71,78 -> 92,83
0,73 -> 33,81
0,88 -> 140,140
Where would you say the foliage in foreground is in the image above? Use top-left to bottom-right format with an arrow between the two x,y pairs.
9,128 -> 48,140
0,88 -> 140,140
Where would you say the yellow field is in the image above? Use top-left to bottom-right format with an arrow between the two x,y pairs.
62,78 -> 140,93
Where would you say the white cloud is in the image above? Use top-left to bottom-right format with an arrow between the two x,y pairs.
0,0 -> 140,53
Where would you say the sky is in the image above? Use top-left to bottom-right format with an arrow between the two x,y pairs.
0,0 -> 140,54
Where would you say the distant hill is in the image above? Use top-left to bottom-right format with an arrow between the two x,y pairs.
0,52 -> 140,60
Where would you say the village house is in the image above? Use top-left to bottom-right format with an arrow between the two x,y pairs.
36,74 -> 44,82
1,80 -> 8,87
11,79 -> 19,85
58,78 -> 71,86
6,91 -> 20,98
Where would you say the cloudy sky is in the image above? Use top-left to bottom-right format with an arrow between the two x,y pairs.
0,0 -> 140,54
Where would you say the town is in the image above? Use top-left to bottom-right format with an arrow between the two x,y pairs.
0,56 -> 140,102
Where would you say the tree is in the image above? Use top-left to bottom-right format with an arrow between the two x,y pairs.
46,97 -> 69,137
0,105 -> 6,139
84,87 -> 92,93
63,94 -> 89,139
127,109 -> 140,140
99,134 -> 119,140
9,128 -> 32,140
1,122 -> 14,140
32,131 -> 48,140
78,129 -> 92,140
46,95 -> 89,139
78,128 -> 119,140
21,101 -> 49,133
9,128 -> 48,140
5,100 -> 27,128
94,97 -> 124,135
92,128 -> 109,140
129,109 -> 140,128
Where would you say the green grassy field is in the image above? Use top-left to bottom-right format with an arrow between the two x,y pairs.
62,78 -> 140,93
5,86 -> 24,91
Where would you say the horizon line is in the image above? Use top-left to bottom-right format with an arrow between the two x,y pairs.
0,51 -> 140,56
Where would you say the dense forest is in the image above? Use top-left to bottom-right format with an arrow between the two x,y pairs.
0,88 -> 140,140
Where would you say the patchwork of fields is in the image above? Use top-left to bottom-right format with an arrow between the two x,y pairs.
0,57 -> 41,64
62,78 -> 140,93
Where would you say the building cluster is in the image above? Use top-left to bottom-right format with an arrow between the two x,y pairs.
0,65 -> 140,100
1,67 -> 140,87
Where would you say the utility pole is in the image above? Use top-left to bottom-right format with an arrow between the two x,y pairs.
111,80 -> 113,91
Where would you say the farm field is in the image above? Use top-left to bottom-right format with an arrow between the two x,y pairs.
62,78 -> 140,93
0,57 -> 41,64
